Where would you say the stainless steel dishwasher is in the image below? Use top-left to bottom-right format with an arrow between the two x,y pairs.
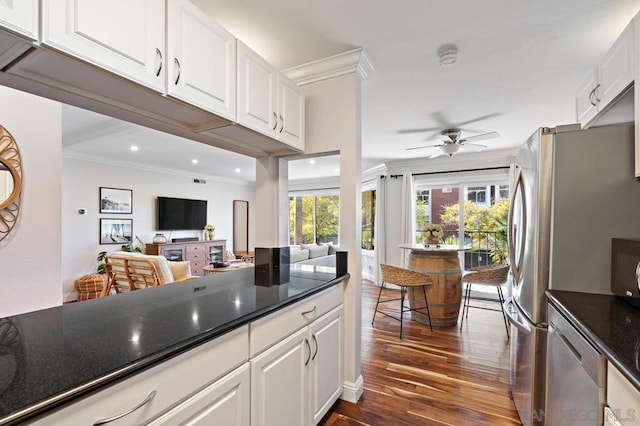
546,304 -> 607,425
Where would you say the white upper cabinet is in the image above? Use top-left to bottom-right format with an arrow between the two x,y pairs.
0,0 -> 37,69
575,20 -> 634,127
167,0 -> 236,120
42,0 -> 165,92
598,23 -> 634,108
237,40 -> 278,137
237,40 -> 305,150
0,0 -> 37,39
278,73 -> 305,150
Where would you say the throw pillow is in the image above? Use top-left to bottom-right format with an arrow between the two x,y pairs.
328,245 -> 341,255
308,244 -> 330,258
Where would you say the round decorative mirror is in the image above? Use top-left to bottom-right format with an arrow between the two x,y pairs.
0,126 -> 22,242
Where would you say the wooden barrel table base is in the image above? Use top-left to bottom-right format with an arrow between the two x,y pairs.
407,250 -> 462,327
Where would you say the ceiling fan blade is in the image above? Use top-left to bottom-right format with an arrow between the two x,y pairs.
455,112 -> 501,127
463,142 -> 488,148
460,131 -> 500,143
398,126 -> 442,135
460,143 -> 486,152
405,143 -> 442,151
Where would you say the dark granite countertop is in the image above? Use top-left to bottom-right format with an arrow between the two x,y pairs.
546,290 -> 640,391
0,266 -> 348,425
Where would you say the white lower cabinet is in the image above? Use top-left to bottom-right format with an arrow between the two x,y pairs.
251,327 -> 310,426
606,363 -> 640,426
309,306 -> 343,424
31,326 -> 249,425
148,363 -> 250,426
251,305 -> 344,426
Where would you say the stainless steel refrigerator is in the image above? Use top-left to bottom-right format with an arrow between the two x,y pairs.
504,123 -> 640,425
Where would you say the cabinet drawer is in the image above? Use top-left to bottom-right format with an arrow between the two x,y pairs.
186,244 -> 206,256
250,285 -> 343,357
32,325 -> 249,425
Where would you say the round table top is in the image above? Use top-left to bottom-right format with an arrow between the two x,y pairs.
398,243 -> 468,252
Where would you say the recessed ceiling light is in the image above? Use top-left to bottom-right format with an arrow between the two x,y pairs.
235,168 -> 241,173
309,159 -> 316,165
192,159 -> 198,164
130,145 -> 138,152
334,168 -> 340,173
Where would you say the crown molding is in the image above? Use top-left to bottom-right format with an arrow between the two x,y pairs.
284,48 -> 375,86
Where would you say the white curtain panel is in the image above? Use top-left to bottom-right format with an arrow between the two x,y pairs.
400,173 -> 415,268
374,175 -> 387,284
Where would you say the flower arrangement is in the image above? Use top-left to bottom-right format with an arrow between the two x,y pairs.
424,223 -> 443,245
204,224 -> 215,240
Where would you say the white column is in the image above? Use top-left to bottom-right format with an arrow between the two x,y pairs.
255,157 -> 289,247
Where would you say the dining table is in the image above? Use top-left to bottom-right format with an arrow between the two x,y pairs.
399,244 -> 466,327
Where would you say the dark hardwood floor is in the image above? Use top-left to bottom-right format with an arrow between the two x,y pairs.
320,280 -> 521,426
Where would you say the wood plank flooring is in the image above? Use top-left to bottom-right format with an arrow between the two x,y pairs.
320,281 -> 521,426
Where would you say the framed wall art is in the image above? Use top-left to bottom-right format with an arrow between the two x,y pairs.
100,218 -> 133,245
100,187 -> 132,214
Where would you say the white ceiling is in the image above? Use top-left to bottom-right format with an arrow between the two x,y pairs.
62,0 -> 640,182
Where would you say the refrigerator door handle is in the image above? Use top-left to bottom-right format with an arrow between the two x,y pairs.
504,299 -> 532,335
508,168 -> 527,282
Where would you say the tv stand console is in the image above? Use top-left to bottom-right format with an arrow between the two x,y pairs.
146,239 -> 227,277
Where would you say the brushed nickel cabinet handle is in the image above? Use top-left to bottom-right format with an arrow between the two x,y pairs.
272,112 -> 278,130
593,83 -> 601,103
279,115 -> 284,133
93,390 -> 157,425
155,48 -> 163,77
312,334 -> 319,360
588,88 -> 597,107
301,305 -> 316,316
174,58 -> 181,85
304,338 -> 311,366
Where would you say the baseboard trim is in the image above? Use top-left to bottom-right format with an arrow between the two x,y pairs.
341,375 -> 364,403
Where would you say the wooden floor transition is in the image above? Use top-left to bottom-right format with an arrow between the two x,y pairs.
320,280 -> 521,426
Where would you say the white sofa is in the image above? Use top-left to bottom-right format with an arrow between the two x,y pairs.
290,243 -> 338,266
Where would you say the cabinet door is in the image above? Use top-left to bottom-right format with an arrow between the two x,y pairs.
607,363 -> 640,426
251,327 -> 309,426
237,41 -> 277,137
309,306 -> 343,425
598,22 -> 634,109
167,0 -> 236,120
0,0 -> 37,39
277,74 -> 305,150
42,0 -> 165,92
575,70 -> 598,126
148,363 -> 250,426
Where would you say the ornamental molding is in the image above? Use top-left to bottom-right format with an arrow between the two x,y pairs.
284,48 -> 374,86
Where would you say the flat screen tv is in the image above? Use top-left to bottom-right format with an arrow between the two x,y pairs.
157,196 -> 207,230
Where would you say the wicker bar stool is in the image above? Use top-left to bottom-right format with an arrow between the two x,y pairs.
372,264 -> 433,339
459,264 -> 510,338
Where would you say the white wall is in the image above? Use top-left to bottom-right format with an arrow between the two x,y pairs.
0,86 -> 62,317
62,158 -> 255,301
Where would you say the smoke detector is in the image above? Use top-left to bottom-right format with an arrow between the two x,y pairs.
438,45 -> 459,67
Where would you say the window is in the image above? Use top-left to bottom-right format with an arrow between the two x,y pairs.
467,186 -> 486,204
289,195 -> 339,245
362,190 -> 375,250
415,180 -> 510,268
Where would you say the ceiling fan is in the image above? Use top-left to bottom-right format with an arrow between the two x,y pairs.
405,128 -> 500,158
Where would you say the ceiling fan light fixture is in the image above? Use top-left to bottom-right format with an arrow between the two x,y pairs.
442,143 -> 460,156
438,44 -> 458,67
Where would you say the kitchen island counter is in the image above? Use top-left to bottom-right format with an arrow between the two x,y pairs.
0,266 -> 347,424
546,290 -> 640,392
